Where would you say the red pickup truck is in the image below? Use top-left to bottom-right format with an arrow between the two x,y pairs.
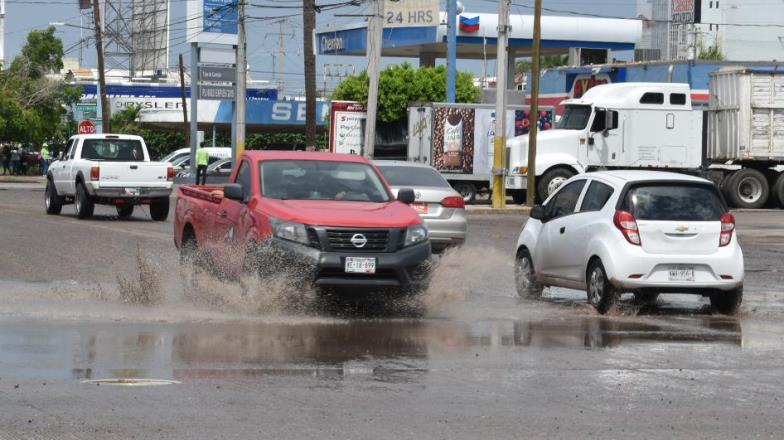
174,151 -> 432,291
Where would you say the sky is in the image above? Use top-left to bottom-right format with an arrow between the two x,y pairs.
3,0 -> 638,95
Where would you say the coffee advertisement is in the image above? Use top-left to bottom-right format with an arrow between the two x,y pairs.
433,107 -> 475,173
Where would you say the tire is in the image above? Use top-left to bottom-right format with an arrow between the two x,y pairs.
180,230 -> 199,265
586,259 -> 617,314
773,173 -> 784,208
710,287 -> 743,315
116,204 -> 134,219
536,168 -> 575,203
515,248 -> 543,299
149,197 -> 170,221
74,182 -> 94,219
724,169 -> 769,209
44,179 -> 63,215
452,182 -> 477,204
510,189 -> 526,205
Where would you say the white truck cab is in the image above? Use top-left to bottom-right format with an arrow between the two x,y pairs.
506,83 -> 702,202
45,134 -> 174,220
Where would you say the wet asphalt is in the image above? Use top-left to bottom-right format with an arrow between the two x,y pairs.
1,186 -> 784,439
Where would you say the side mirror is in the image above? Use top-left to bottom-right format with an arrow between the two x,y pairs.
397,188 -> 416,204
223,183 -> 245,202
530,205 -> 546,221
58,152 -> 66,161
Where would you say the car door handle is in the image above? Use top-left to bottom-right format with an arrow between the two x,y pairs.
560,226 -> 566,234
218,210 -> 228,218
130,165 -> 138,170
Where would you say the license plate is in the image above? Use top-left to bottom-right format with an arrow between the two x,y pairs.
124,188 -> 140,196
669,266 -> 695,281
411,202 -> 429,214
345,257 -> 376,274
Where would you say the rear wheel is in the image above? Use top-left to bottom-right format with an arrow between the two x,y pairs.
74,182 -> 94,219
149,198 -> 169,221
586,259 -> 617,314
515,248 -> 543,299
773,173 -> 784,208
510,189 -> 526,205
452,182 -> 477,204
724,169 -> 769,209
536,168 -> 575,203
116,205 -> 134,219
710,288 -> 743,315
44,179 -> 63,215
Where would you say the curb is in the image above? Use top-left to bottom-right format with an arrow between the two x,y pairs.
466,206 -> 531,215
0,177 -> 46,184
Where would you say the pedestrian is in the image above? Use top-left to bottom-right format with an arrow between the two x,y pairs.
10,148 -> 20,176
40,143 -> 51,176
195,144 -> 209,185
1,145 -> 10,175
18,147 -> 28,176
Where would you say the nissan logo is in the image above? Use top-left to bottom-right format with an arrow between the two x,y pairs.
350,234 -> 368,248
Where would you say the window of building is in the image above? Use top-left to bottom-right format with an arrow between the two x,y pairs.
640,92 -> 665,104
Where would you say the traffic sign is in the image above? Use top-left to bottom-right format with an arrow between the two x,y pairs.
199,85 -> 236,100
78,120 -> 97,135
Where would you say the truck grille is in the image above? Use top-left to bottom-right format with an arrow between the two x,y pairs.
325,229 -> 390,252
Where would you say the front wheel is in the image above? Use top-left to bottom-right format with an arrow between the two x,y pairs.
515,248 -> 543,299
710,288 -> 743,315
149,198 -> 170,221
45,179 -> 63,215
536,168 -> 575,203
586,259 -> 617,314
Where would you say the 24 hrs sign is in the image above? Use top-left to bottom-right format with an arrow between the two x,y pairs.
384,0 -> 439,28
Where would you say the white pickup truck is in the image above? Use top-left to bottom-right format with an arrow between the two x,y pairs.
45,134 -> 174,220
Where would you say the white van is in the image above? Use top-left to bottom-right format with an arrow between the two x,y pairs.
160,147 -> 232,165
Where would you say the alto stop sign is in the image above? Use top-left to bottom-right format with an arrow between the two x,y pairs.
78,120 -> 96,134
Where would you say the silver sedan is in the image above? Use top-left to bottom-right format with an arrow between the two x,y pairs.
375,160 -> 467,252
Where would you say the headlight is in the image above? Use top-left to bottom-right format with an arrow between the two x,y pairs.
512,167 -> 529,175
404,224 -> 428,247
270,218 -> 310,245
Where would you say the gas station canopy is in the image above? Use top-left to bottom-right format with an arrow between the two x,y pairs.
316,12 -> 642,59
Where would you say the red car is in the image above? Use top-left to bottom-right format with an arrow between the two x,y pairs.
174,151 -> 432,291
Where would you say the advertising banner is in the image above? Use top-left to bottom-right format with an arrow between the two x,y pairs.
432,107 -> 476,174
186,0 -> 239,45
671,0 -> 701,24
329,101 -> 367,155
384,0 -> 440,28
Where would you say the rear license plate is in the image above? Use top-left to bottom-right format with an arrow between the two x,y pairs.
411,202 -> 429,214
124,188 -> 140,196
345,257 -> 376,274
669,266 -> 695,281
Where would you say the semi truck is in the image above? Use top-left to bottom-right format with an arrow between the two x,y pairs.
407,103 -> 554,203
506,67 -> 784,209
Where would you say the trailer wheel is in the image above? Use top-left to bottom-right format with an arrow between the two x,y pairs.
510,189 -> 526,205
725,169 -> 769,209
773,173 -> 784,208
452,182 -> 477,204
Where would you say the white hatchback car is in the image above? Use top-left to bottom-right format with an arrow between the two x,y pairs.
515,171 -> 744,314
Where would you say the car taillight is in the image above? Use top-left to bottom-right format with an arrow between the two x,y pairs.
613,210 -> 641,246
90,166 -> 100,181
720,212 -> 735,247
441,196 -> 465,209
167,166 -> 175,181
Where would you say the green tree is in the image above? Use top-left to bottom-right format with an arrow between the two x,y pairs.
698,43 -> 725,61
0,27 -> 79,145
332,63 -> 481,122
109,105 -> 185,160
516,55 -> 569,75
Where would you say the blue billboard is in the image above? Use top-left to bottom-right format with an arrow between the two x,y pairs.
203,0 -> 238,35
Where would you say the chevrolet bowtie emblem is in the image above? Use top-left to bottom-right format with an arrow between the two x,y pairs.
675,225 -> 689,233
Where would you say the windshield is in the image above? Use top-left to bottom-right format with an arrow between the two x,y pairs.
622,183 -> 725,221
378,165 -> 450,188
81,139 -> 145,162
261,160 -> 391,202
556,105 -> 592,130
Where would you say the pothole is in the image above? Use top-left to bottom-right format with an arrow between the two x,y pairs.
82,378 -> 180,387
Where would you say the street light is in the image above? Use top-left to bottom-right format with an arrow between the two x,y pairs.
48,21 -> 90,66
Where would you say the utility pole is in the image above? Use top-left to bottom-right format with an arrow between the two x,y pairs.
93,0 -> 110,133
0,0 -> 5,69
363,0 -> 384,158
266,19 -> 293,96
446,0 -> 456,102
303,1 -> 317,149
235,0 -> 246,161
525,0 -> 543,208
492,0 -> 511,209
178,53 -> 189,149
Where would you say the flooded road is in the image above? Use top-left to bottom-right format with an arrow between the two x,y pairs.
2,189 -> 784,438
